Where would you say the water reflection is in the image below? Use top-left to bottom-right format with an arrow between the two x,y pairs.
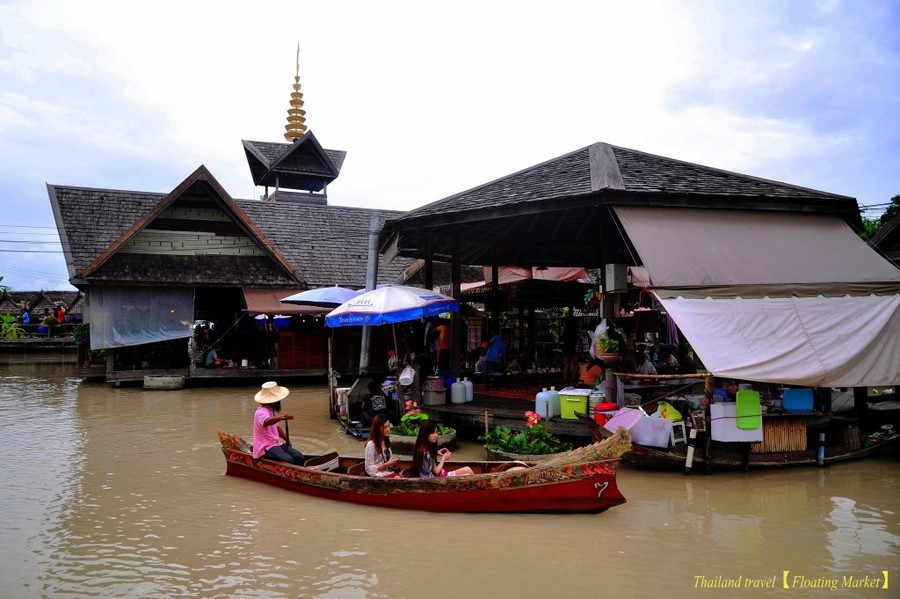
0,355 -> 898,598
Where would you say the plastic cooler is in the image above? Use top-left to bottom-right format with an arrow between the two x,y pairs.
559,388 -> 592,419
422,388 -> 445,405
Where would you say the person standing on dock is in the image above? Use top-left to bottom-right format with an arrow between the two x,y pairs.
485,331 -> 509,375
252,381 -> 305,466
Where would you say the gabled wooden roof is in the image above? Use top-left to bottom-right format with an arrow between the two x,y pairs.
380,142 -> 861,268
0,292 -> 25,314
869,211 -> 900,267
49,166 -> 300,287
48,167 -> 412,290
29,290 -> 82,318
243,130 -> 346,192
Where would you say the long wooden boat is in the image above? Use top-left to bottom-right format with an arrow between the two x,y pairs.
217,428 -> 632,513
621,431 -> 899,472
577,414 -> 899,473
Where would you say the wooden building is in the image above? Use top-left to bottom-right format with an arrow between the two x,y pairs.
46,57 -> 414,385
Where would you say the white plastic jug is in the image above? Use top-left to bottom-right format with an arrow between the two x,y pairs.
535,387 -> 552,419
462,377 -> 474,402
450,378 -> 467,404
548,386 -> 561,418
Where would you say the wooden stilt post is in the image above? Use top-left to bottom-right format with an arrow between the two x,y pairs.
703,373 -> 714,474
684,423 -> 698,475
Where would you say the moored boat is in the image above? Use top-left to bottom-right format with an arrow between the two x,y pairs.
143,375 -> 185,390
577,413 -> 899,473
217,427 -> 631,513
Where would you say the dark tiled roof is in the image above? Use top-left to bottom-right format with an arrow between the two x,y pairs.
243,132 -> 347,192
237,200 -> 408,287
612,145 -> 845,198
48,183 -> 412,289
244,140 -> 347,172
19,290 -> 84,317
87,254 -> 298,287
399,142 -> 854,220
379,142 -> 860,269
49,185 -> 162,280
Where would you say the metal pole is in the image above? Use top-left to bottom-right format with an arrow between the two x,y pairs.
359,215 -> 383,373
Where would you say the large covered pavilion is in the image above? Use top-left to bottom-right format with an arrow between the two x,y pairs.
379,142 -> 900,393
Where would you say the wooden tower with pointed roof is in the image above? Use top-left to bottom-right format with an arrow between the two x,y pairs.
242,45 -> 346,203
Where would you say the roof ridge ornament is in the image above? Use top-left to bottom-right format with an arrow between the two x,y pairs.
589,142 -> 625,192
284,43 -> 308,142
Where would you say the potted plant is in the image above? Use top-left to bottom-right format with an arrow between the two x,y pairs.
479,411 -> 573,460
390,400 -> 456,452
595,337 -> 620,363
36,314 -> 57,335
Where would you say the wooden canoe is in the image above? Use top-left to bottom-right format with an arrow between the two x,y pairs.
621,433 -> 899,472
217,428 -> 632,513
576,413 -> 899,472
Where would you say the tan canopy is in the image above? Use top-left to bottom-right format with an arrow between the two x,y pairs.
614,207 -> 900,387
242,288 -> 330,315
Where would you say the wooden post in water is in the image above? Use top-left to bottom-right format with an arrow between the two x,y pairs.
703,374 -> 714,474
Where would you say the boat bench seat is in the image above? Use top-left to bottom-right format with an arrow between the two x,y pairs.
347,462 -> 366,476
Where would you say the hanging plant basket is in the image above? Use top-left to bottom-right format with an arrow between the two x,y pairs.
599,352 -> 620,364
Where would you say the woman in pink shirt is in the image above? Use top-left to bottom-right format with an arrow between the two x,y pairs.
252,381 -> 305,465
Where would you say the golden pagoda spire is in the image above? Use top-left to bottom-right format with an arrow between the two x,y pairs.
284,43 -> 308,141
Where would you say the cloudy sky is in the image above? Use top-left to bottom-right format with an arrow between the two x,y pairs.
1,0 -> 897,291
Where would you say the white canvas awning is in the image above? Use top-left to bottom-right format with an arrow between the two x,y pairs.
614,207 -> 900,387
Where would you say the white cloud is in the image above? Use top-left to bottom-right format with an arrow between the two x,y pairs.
0,0 -> 897,290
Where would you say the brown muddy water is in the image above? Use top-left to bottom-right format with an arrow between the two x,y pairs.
0,355 -> 897,598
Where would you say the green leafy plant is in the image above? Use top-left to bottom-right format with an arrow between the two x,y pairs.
0,313 -> 26,340
596,337 -> 619,353
391,400 -> 453,437
478,411 -> 573,455
71,322 -> 90,346
41,314 -> 58,326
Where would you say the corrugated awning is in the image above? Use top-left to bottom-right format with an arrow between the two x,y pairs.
614,207 -> 900,387
242,288 -> 330,315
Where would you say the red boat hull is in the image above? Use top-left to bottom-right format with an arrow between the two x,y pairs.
219,430 -> 630,514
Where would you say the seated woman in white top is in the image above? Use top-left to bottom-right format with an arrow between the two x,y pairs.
364,414 -> 401,477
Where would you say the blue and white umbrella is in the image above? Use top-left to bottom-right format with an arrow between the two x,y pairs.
325,285 -> 458,328
280,285 -> 361,309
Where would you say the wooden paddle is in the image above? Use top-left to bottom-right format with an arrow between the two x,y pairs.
576,412 -> 614,440
284,416 -> 292,447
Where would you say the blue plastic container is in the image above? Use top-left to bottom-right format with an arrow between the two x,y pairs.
783,388 -> 814,412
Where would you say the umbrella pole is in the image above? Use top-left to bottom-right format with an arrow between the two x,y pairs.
392,325 -> 399,373
328,333 -> 335,419
392,323 -> 401,421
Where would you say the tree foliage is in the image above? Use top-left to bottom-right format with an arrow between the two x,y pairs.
859,194 -> 899,241
880,194 -> 900,225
